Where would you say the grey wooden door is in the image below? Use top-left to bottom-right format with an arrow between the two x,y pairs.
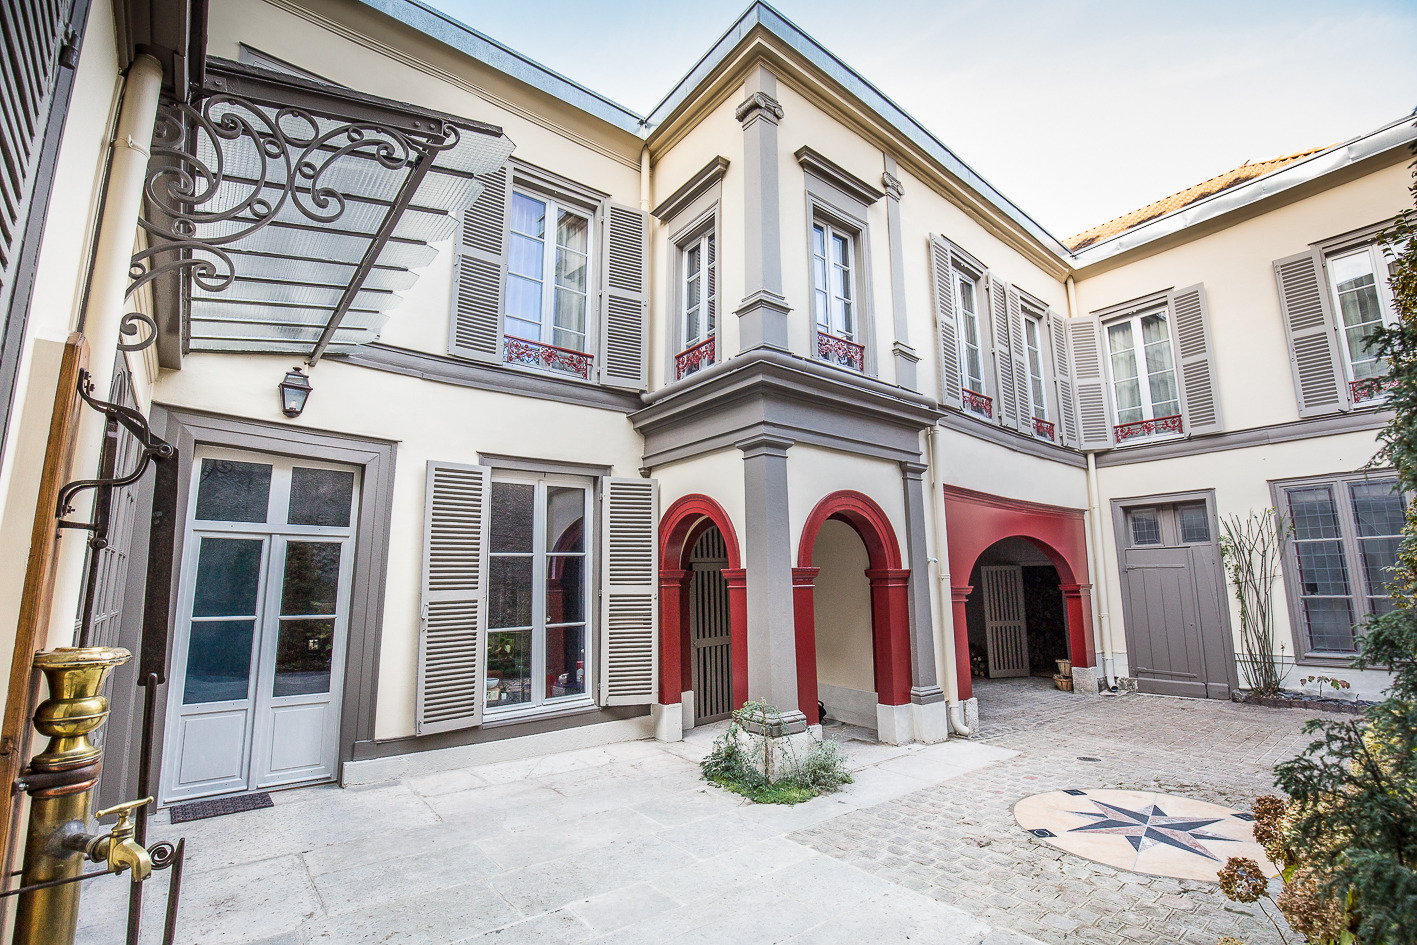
689,529 -> 732,723
982,565 -> 1030,678
1122,544 -> 1233,699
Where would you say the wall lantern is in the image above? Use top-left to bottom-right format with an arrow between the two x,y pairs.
278,367 -> 312,418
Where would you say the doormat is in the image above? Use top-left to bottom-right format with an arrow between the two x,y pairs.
169,792 -> 273,824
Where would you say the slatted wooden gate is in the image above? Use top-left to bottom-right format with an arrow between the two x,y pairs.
981,565 -> 1030,678
689,528 -> 732,723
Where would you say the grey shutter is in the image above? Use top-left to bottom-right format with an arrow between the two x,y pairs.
988,276 -> 1015,427
600,202 -> 649,390
449,165 -> 510,363
1274,250 -> 1348,417
1069,316 -> 1113,450
416,462 -> 491,734
929,237 -> 963,410
600,477 -> 659,705
1048,310 -> 1079,446
1007,288 -> 1030,433
1170,284 -> 1223,435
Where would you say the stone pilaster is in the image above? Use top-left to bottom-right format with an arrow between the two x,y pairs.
734,66 -> 791,353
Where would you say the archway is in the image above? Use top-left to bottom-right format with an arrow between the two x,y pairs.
794,491 -> 911,729
659,495 -> 747,724
963,536 -> 1071,684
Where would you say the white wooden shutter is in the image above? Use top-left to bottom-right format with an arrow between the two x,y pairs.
600,202 -> 649,390
989,276 -> 1015,427
1007,287 -> 1030,433
1170,284 -> 1223,435
1274,250 -> 1348,417
930,237 -> 963,410
1069,316 -> 1113,450
416,462 -> 491,734
449,166 -> 510,364
599,477 -> 658,705
1048,310 -> 1079,447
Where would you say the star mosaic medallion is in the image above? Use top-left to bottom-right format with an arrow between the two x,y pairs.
1012,789 -> 1279,881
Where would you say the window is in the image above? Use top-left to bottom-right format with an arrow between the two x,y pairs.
1281,475 -> 1407,657
1327,244 -> 1398,402
486,478 -> 591,714
1106,309 -> 1181,437
1024,313 -> 1047,423
956,272 -> 985,396
505,190 -> 593,371
675,228 -> 717,379
1129,508 -> 1162,545
1177,503 -> 1211,544
812,222 -> 856,341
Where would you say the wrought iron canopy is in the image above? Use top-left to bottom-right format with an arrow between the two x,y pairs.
136,58 -> 515,367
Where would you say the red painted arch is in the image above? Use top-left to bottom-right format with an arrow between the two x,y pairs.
942,485 -> 1094,700
794,491 -> 912,723
658,494 -> 747,709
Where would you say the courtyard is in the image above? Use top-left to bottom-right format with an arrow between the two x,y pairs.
74,681 -> 1342,945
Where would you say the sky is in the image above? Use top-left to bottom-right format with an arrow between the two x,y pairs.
418,0 -> 1417,239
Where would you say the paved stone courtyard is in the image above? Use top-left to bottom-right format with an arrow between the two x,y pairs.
74,680 -> 1346,945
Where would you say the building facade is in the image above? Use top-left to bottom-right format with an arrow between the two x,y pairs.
0,0 -> 1409,857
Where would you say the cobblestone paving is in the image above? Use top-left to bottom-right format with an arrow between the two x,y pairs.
794,677 -> 1350,945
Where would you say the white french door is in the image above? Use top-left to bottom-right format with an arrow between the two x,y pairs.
161,447 -> 359,803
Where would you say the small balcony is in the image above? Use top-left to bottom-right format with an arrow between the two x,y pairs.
962,388 -> 993,420
503,337 -> 593,379
1114,414 -> 1183,443
817,330 -> 864,372
675,336 -> 716,380
1031,416 -> 1055,442
1350,376 -> 1396,404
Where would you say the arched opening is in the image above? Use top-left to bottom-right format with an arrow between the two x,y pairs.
794,491 -> 911,733
659,495 -> 746,728
963,537 -> 1070,688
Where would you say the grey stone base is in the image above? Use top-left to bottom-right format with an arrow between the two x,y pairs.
962,696 -> 979,736
1071,665 -> 1101,696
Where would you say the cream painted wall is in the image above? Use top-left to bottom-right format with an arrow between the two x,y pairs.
1072,161 -> 1411,434
937,428 -> 1088,511
1095,429 -> 1391,699
651,448 -> 747,555
811,519 -> 875,693
151,353 -> 645,739
786,444 -> 906,565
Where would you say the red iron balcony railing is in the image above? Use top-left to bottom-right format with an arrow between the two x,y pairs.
1032,417 -> 1056,442
1350,376 -> 1396,403
1114,414 -> 1182,442
961,388 -> 992,419
817,330 -> 865,372
503,336 -> 593,379
675,336 -> 716,380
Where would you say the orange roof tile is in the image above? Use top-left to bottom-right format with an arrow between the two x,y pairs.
1063,146 -> 1332,251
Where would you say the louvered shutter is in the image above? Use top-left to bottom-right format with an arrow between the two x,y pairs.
1169,284 -> 1223,435
0,0 -> 71,304
929,237 -> 963,410
1007,288 -> 1030,433
1048,311 -> 1079,447
599,477 -> 658,705
1069,316 -> 1113,450
1274,250 -> 1348,417
600,202 -> 648,390
448,166 -> 509,364
989,276 -> 1015,427
416,462 -> 491,735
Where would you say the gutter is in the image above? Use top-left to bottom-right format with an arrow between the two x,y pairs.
926,425 -> 968,735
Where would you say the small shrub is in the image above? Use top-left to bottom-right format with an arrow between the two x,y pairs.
699,701 -> 853,805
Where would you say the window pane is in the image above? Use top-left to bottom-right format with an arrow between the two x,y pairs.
273,619 -> 334,696
547,555 -> 585,624
510,193 -> 546,238
288,467 -> 355,527
1289,487 -> 1342,540
1140,313 -> 1169,347
184,620 -> 255,704
280,542 -> 342,616
196,459 -> 271,523
547,624 -> 586,698
1295,540 -> 1350,596
1303,598 -> 1356,652
193,538 -> 263,617
556,209 -> 588,255
1178,504 -> 1211,543
1350,481 -> 1404,536
957,278 -> 975,316
490,482 -> 535,553
508,233 -> 544,281
555,248 -> 587,294
811,224 -> 825,258
553,290 -> 587,348
488,556 -> 533,629
1130,509 -> 1161,545
505,274 -> 543,327
546,486 -> 586,552
1114,379 -> 1143,425
1359,536 -> 1401,599
487,629 -> 532,706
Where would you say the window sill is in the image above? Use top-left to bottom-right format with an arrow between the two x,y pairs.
482,696 -> 597,727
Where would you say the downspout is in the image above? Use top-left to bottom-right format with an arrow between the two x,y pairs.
1068,274 -> 1117,691
639,142 -> 654,389
926,425 -> 969,735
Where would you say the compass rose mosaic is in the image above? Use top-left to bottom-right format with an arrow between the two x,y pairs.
1013,789 -> 1279,881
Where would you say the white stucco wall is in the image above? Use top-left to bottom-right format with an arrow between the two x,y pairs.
786,444 -> 907,565
811,519 -> 874,694
651,447 -> 748,558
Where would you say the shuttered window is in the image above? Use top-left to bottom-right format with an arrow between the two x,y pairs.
599,477 -> 658,705
1023,313 -> 1048,425
1171,284 -> 1223,435
1327,244 -> 1399,404
1274,249 -> 1347,417
1106,308 -> 1181,437
956,270 -> 987,413
1049,311 -> 1079,447
929,237 -> 963,411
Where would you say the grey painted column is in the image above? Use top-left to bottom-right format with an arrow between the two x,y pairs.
734,65 -> 791,352
900,460 -> 943,703
882,156 -> 918,391
738,431 -> 805,728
